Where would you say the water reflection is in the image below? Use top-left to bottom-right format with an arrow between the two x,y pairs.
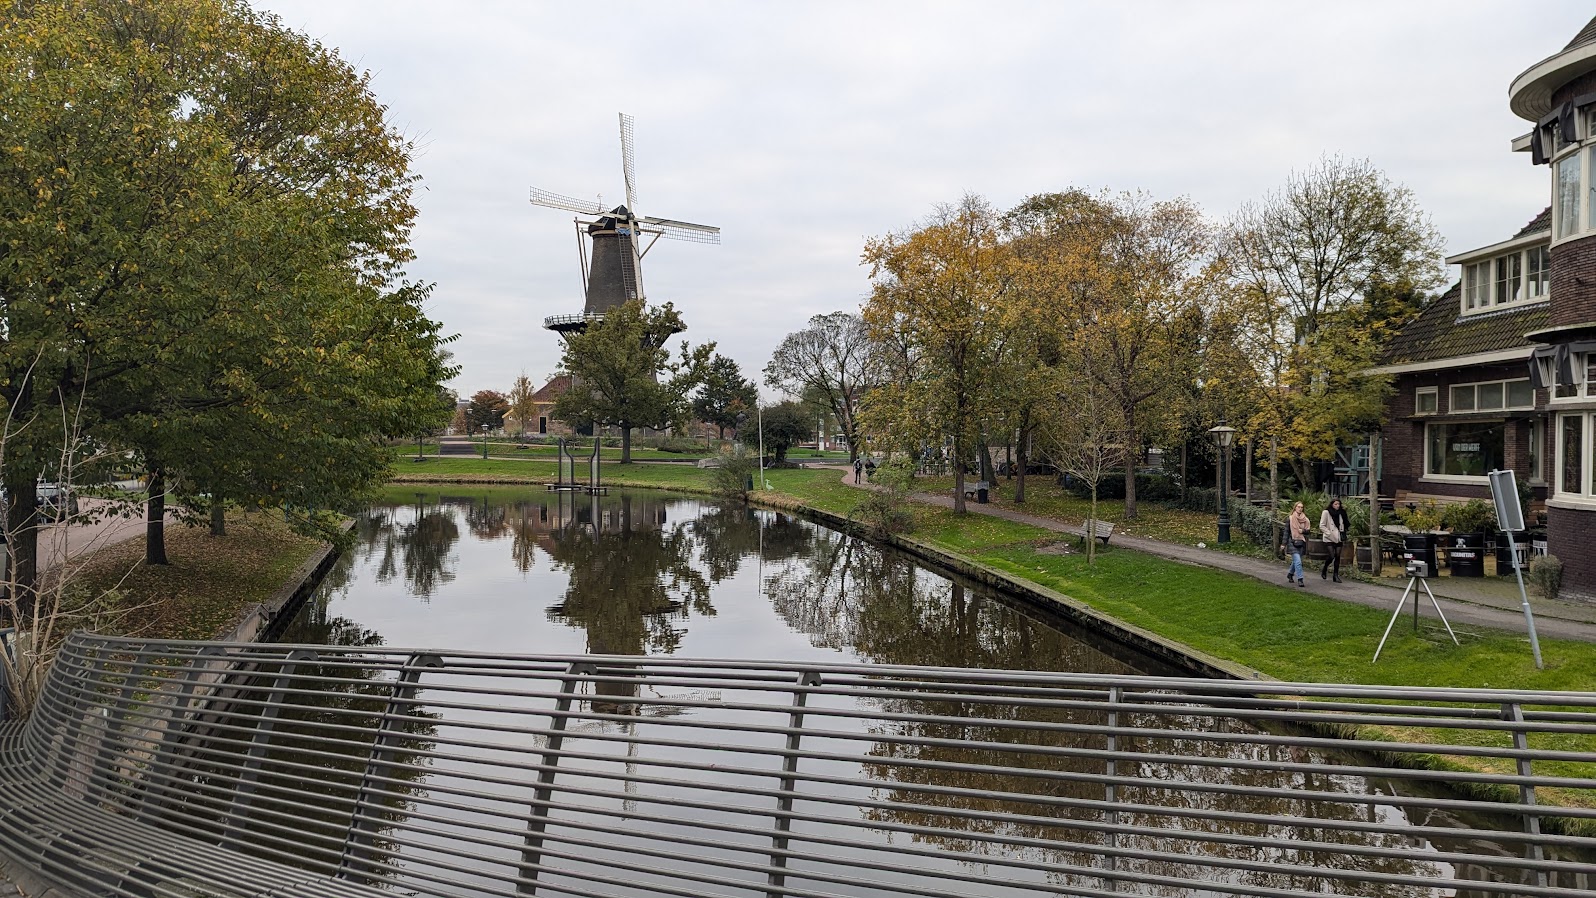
293,488 -> 1591,895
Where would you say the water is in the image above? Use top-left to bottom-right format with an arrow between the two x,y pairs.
269,486 -> 1590,896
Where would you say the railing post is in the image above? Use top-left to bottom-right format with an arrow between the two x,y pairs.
132,645 -> 229,820
768,670 -> 822,898
1104,686 -> 1121,893
220,649 -> 319,839
86,656 -> 150,804
337,652 -> 444,881
518,660 -> 594,896
0,626 -> 12,724
1503,702 -> 1549,893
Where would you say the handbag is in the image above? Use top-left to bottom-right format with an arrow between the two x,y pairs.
1292,539 -> 1306,552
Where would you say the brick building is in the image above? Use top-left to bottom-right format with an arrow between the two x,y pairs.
1377,16 -> 1596,594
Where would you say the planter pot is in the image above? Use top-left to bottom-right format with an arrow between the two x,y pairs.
1305,538 -> 1330,560
1447,532 -> 1486,578
1355,544 -> 1374,572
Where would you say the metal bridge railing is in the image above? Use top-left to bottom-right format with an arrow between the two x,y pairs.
2,632 -> 1595,898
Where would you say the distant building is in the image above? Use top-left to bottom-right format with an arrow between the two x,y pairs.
530,375 -> 574,437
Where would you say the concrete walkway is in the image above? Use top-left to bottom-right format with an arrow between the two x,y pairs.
829,465 -> 1596,643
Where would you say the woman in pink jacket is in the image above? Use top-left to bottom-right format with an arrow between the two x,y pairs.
1286,501 -> 1310,587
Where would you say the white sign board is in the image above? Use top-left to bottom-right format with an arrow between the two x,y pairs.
1488,469 -> 1525,533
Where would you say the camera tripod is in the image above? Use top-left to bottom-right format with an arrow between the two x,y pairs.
1372,571 -> 1460,662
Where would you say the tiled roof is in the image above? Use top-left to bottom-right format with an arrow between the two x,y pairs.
1514,206 -> 1551,238
1378,283 -> 1547,366
531,374 -> 572,402
1565,15 -> 1596,52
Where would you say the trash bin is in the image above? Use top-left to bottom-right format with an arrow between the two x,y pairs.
1402,533 -> 1438,578
1495,531 -> 1526,576
1447,533 -> 1486,578
976,487 -> 989,504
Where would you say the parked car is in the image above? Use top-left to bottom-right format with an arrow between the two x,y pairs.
0,481 -> 80,524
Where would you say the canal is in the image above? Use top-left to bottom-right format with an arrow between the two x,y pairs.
270,486 -> 1589,896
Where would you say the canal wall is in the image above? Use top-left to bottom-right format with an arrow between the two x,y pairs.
755,494 -> 1271,682
212,518 -> 354,644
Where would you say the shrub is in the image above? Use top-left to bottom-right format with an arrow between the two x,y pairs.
1528,554 -> 1563,602
1230,502 -> 1277,549
851,460 -> 916,537
708,448 -> 756,501
1396,500 -> 1444,533
1439,498 -> 1497,535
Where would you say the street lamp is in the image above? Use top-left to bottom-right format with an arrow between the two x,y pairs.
482,422 -> 491,459
1208,420 -> 1237,544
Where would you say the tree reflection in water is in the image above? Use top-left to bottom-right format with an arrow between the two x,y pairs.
355,493 -> 462,600
763,527 -> 1446,896
163,592 -> 442,882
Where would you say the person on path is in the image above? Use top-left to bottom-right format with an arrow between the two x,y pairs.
1286,501 -> 1310,587
853,458 -> 863,484
1319,498 -> 1350,583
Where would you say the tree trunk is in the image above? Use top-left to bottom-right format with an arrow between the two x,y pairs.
210,499 -> 226,537
1014,413 -> 1031,504
620,427 -> 632,464
717,424 -> 725,441
1368,430 -> 1382,577
3,474 -> 39,626
1270,438 -> 1281,558
1180,442 -> 1188,502
146,469 -> 169,566
1244,439 -> 1254,504
952,457 -> 967,514
1087,485 -> 1098,565
1122,421 -> 1139,520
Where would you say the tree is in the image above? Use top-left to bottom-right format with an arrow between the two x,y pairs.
861,195 -> 1015,513
1225,157 -> 1444,484
1041,377 -> 1125,565
1,0 -> 453,584
741,401 -> 811,464
465,390 -> 509,432
1008,189 -> 1211,518
506,375 -> 538,436
552,300 -> 712,463
765,312 -> 877,462
693,354 -> 758,441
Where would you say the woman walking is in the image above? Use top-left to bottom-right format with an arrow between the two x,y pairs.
1286,501 -> 1310,587
1319,498 -> 1350,583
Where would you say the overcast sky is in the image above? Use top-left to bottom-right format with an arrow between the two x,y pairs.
254,1 -> 1593,397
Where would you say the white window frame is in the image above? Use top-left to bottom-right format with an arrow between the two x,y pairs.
1553,146 -> 1587,244
1414,386 -> 1438,416
1458,245 -> 1552,315
1552,410 -> 1596,509
1448,378 -> 1535,412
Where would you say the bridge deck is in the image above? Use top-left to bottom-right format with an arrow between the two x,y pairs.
0,633 -> 1594,897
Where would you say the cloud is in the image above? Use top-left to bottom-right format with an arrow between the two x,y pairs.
257,0 -> 1589,393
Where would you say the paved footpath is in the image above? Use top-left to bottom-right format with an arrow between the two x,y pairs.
827,466 -> 1596,644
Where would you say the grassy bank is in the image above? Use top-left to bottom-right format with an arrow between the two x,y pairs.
70,510 -> 324,641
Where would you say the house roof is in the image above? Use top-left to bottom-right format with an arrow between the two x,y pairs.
1378,283 -> 1547,366
1514,205 -> 1552,238
531,375 -> 572,402
1566,15 -> 1596,52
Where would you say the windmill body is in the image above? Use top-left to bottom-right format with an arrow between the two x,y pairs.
532,114 -> 719,336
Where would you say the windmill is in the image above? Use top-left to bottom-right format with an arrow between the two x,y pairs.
531,113 -> 720,335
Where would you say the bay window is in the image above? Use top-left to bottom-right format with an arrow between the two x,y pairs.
1458,245 -> 1550,313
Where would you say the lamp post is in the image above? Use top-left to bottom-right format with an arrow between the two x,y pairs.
1209,420 -> 1237,544
482,422 -> 491,459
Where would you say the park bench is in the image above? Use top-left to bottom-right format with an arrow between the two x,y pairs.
3,633 -> 1595,897
1063,517 -> 1115,546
